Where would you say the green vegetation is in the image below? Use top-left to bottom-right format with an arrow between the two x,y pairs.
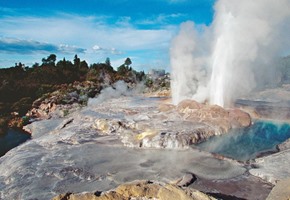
0,54 -> 146,133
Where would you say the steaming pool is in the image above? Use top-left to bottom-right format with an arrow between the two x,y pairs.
195,120 -> 290,161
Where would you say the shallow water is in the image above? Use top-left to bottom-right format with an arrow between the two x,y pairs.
196,120 -> 290,161
0,128 -> 31,157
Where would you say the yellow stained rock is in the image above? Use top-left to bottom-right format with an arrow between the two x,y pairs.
135,130 -> 158,140
115,180 -> 160,198
52,180 -> 216,200
94,119 -> 109,133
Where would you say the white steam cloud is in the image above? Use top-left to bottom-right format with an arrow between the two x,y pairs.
88,81 -> 130,106
171,0 -> 290,107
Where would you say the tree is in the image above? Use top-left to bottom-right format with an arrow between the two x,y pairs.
124,57 -> 132,67
73,54 -> 80,68
105,57 -> 111,66
42,54 -> 56,66
117,64 -> 128,76
32,62 -> 40,68
14,62 -> 24,70
79,60 -> 88,71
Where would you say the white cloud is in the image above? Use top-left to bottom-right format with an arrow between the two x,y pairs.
0,13 -> 175,69
0,14 -> 175,51
92,45 -> 102,51
91,45 -> 122,55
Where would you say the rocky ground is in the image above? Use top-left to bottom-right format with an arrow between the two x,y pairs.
0,81 -> 104,135
52,180 -> 217,200
1,82 -> 290,199
235,84 -> 290,120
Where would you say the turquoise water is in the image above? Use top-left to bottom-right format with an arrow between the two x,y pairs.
196,120 -> 290,161
0,129 -> 31,157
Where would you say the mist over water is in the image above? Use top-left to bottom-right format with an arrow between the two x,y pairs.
171,0 -> 290,107
196,120 -> 290,161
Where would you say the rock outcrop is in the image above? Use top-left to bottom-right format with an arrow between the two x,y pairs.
177,99 -> 251,131
88,98 -> 252,149
26,81 -> 102,120
52,180 -> 216,200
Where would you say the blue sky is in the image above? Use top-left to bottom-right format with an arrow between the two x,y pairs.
0,0 -> 215,71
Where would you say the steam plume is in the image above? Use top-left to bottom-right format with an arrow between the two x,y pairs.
171,0 -> 290,107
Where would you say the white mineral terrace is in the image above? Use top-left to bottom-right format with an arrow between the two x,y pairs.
0,95 -> 290,199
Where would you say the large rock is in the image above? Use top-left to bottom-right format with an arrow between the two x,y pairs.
52,180 -> 216,200
90,98 -> 252,149
177,99 -> 251,132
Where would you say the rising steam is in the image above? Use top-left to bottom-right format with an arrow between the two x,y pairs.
171,0 -> 290,107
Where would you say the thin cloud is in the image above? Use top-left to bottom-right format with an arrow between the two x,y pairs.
0,14 -> 174,51
92,45 -> 123,55
58,44 -> 86,54
0,37 -> 86,54
0,12 -> 175,68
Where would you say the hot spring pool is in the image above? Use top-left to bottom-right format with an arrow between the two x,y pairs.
196,120 -> 290,161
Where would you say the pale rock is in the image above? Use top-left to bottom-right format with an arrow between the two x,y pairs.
228,108 -> 252,128
250,149 -> 290,184
177,99 -> 202,113
176,173 -> 197,187
93,119 -> 125,135
52,180 -> 216,200
93,119 -> 110,134
266,178 -> 290,200
135,130 -> 159,140
158,103 -> 176,112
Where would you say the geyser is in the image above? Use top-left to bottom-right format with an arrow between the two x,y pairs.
171,0 -> 290,107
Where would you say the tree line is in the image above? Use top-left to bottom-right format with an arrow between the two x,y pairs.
0,54 -> 145,116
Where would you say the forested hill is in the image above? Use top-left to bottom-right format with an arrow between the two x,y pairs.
0,54 -> 145,133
